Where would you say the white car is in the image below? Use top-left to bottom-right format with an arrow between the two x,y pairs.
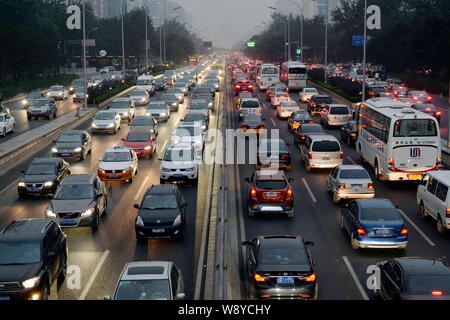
136,75 -> 155,95
299,88 -> 318,102
277,101 -> 300,119
327,165 -> 375,203
73,87 -> 88,103
160,143 -> 198,185
271,92 -> 290,108
108,97 -> 135,122
173,82 -> 189,95
145,101 -> 170,122
300,134 -> 343,171
171,124 -> 204,159
98,146 -> 138,183
47,85 -> 68,100
238,98 -> 261,120
91,110 -> 121,134
130,90 -> 150,106
0,113 -> 15,136
166,88 -> 184,103
320,104 -> 351,127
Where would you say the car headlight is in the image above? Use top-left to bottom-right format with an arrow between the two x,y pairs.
91,123 -> 97,128
144,145 -> 152,150
173,215 -> 182,226
46,208 -> 57,218
201,125 -> 206,130
82,208 -> 94,217
74,147 -> 82,152
58,93 -> 62,96
70,87 -> 73,91
51,148 -> 58,153
145,112 -> 150,116
136,216 -> 144,226
172,103 -> 177,106
107,123 -> 114,128
141,98 -> 146,101
208,102 -> 212,106
18,182 -> 26,187
22,99 -> 27,105
160,112 -> 167,117
46,92 -> 50,96
22,276 -> 41,289
161,167 -> 171,172
123,112 -> 128,116
44,181 -> 54,187
186,166 -> 196,172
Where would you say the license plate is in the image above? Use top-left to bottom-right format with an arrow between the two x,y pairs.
351,184 -> 362,188
152,229 -> 165,233
28,188 -> 40,192
408,174 -> 422,180
277,277 -> 294,285
60,219 -> 78,226
0,297 -> 10,300
174,174 -> 184,178
375,229 -> 392,236
109,174 -> 119,178
261,206 -> 283,212
62,153 -> 71,157
322,157 -> 331,161
265,192 -> 278,198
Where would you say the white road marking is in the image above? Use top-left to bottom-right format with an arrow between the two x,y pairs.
398,209 -> 435,247
134,176 -> 150,200
160,140 -> 168,154
301,178 -> 317,203
346,156 -> 356,165
78,250 -> 110,300
0,177 -> 21,195
270,118 -> 276,127
342,256 -> 369,300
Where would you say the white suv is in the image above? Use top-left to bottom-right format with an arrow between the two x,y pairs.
299,88 -> 318,102
300,134 -> 343,171
160,143 -> 199,185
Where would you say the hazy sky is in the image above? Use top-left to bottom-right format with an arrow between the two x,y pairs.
174,0 -> 276,48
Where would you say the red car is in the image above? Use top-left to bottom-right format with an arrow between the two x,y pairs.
234,80 -> 254,96
245,170 -> 295,218
121,131 -> 156,158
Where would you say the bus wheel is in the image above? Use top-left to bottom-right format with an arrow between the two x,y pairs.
374,162 -> 382,181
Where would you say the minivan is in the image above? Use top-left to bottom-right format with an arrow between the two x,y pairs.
300,135 -> 343,171
320,104 -> 351,127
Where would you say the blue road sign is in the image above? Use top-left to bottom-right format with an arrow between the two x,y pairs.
352,35 -> 371,46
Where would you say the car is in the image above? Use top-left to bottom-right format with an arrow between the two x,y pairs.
234,79 -> 254,96
91,110 -> 121,133
136,75 -> 155,95
45,174 -> 108,231
107,261 -> 185,300
22,92 -> 45,108
242,235 -> 317,299
340,199 -> 408,250
320,104 -> 351,127
108,97 -> 136,122
238,98 -> 261,120
277,101 -> 301,119
416,171 -> 450,233
235,92 -> 254,108
27,98 -> 57,120
166,87 -> 185,103
300,135 -> 343,171
327,165 -> 375,203
171,124 -> 204,159
173,82 -> 189,95
0,219 -> 67,300
69,79 -> 84,94
392,84 -> 408,98
158,94 -> 179,112
72,86 -> 88,103
299,88 -> 318,102
408,90 -> 431,103
195,86 -> 214,98
159,143 -> 198,185
192,94 -> 214,110
129,115 -> 158,136
0,113 -> 15,136
270,92 -> 290,108
182,113 -> 208,131
205,79 -> 220,92
410,103 -> 441,123
287,111 -> 315,132
51,130 -> 92,160
145,101 -> 170,122
293,123 -> 325,146
240,114 -> 265,134
97,146 -> 138,183
134,184 -> 187,240
47,85 -> 68,100
154,78 -> 166,91
366,86 -> 388,98
340,120 -> 358,145
257,139 -> 291,170
265,83 -> 287,101
307,95 -> 332,115
122,131 -> 156,158
90,76 -> 103,87
374,257 -> 450,300
129,90 -> 150,106
245,170 -> 295,217
18,158 -> 70,198
187,99 -> 210,121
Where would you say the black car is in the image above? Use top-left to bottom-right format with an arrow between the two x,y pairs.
158,94 -> 179,112
51,130 -> 92,160
45,174 -> 108,231
0,219 -> 67,300
340,120 -> 358,146
287,112 -> 315,132
129,115 -> 158,136
182,113 -> 208,131
410,103 -> 441,124
257,139 -> 291,170
307,95 -> 332,115
154,79 -> 166,91
374,257 -> 450,300
242,235 -> 317,300
134,184 -> 187,241
293,123 -> 325,146
18,158 -> 70,198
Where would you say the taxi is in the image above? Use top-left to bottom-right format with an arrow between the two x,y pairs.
98,146 -> 138,183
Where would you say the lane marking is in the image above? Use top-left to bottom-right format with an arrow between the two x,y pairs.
398,209 -> 435,247
342,256 -> 369,300
160,140 -> 168,154
0,177 -> 21,196
270,118 -> 276,127
346,156 -> 356,165
301,178 -> 317,203
134,176 -> 150,201
78,250 -> 110,300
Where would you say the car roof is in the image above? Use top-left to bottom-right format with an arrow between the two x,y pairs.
312,94 -> 331,98
354,198 -> 394,209
31,157 -> 60,165
394,258 -> 450,276
241,98 -> 259,102
0,219 -> 54,241
309,134 -> 338,141
113,97 -> 130,102
61,174 -> 96,185
60,130 -> 84,135
104,146 -> 132,153
327,104 -> 348,108
336,164 -> 366,171
259,235 -> 305,249
426,170 -> 450,186
147,184 -> 178,195
119,261 -> 171,281
255,170 -> 286,180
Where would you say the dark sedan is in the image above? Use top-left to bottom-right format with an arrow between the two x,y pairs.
158,94 -> 179,112
307,95 -> 332,116
287,112 -> 315,132
129,115 -> 158,136
18,158 -> 70,198
51,130 -> 92,160
257,138 -> 291,170
340,120 -> 358,146
242,235 -> 318,300
293,123 -> 325,146
410,103 -> 441,124
240,114 -> 265,134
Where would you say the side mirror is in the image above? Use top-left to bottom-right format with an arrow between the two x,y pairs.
21,169 -> 25,173
53,140 -> 57,143
244,177 -> 249,182
176,293 -> 186,300
133,203 -> 140,209
304,241 -> 315,246
242,240 -> 253,247
103,295 -> 111,300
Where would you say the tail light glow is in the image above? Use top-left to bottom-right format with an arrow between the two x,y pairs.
357,227 -> 367,236
254,273 -> 268,282
250,188 -> 258,201
286,188 -> 293,201
400,227 -> 408,236
340,152 -> 344,159
431,291 -> 443,296
339,184 -> 345,189
368,183 -> 374,189
299,273 -> 316,282
308,151 -> 312,159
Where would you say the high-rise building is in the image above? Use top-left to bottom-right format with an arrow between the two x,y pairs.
85,0 -> 108,18
275,0 -> 340,19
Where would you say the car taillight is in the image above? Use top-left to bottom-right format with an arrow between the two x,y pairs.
357,227 -> 367,236
250,188 -> 258,201
308,121 -> 315,123
340,152 -> 344,159
446,208 -> 450,218
286,188 -> 293,201
308,151 -> 312,159
299,273 -> 316,282
368,183 -> 374,189
235,85 -> 241,89
248,85 -> 253,89
400,227 -> 408,236
436,157 -> 442,167
427,96 -> 432,101
436,111 -> 441,116
388,157 -> 395,166
431,290 -> 443,296
350,133 -> 357,136
254,273 -> 268,282
339,183 -> 345,189
281,154 -> 290,159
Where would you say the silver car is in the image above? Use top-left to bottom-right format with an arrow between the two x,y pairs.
108,98 -> 135,122
320,104 -> 351,127
166,88 -> 184,103
326,165 -> 375,203
47,85 -> 68,100
130,90 -> 150,106
145,101 -> 170,121
91,110 -> 121,133
300,134 -> 343,171
159,94 -> 179,112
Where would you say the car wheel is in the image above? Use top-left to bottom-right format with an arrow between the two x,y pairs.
12,125 -> 15,133
91,212 -> 100,232
80,149 -> 86,160
419,202 -> 427,219
437,217 -> 447,234
58,255 -> 67,285
160,179 -> 165,184
350,233 -> 359,250
340,214 -> 345,230
333,192 -> 340,204
2,128 -> 5,137
248,206 -> 255,217
304,162 -> 311,172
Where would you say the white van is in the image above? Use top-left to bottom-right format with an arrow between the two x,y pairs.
320,104 -> 351,127
300,134 -> 343,171
136,75 -> 155,96
417,171 -> 450,233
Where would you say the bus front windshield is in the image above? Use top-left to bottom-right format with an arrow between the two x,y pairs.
393,119 -> 437,137
262,67 -> 278,75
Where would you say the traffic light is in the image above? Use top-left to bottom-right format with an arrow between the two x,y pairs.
246,41 -> 256,47
296,48 -> 302,55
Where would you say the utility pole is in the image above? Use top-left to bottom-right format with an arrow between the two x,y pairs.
121,0 -> 126,77
324,0 -> 328,83
362,0 -> 367,102
82,0 -> 87,110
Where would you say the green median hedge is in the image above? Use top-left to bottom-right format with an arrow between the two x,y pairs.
88,80 -> 136,105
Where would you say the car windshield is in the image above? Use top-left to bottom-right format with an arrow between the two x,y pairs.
255,180 -> 287,190
241,101 -> 259,108
330,107 -> 349,115
159,95 -> 176,101
155,79 -> 164,84
360,208 -> 400,221
312,141 -> 340,152
57,134 -> 81,143
305,89 -> 317,93
50,86 -> 63,91
243,115 -> 262,123
293,113 -> 312,120
142,194 -> 178,210
239,93 -> 253,98
262,67 -> 278,74
282,102 -> 298,108
406,275 -> 450,296
137,79 -> 151,85
54,184 -> 95,199
189,104 -> 208,110
301,125 -> 324,133
184,115 -> 204,122
175,126 -> 201,137
259,140 -> 287,152
314,97 -> 332,104
32,100 -> 50,106
102,152 -> 131,162
393,119 -> 437,137
28,92 -> 42,98
276,93 -> 289,98
132,91 -> 146,96
148,103 -> 166,110
95,112 -> 115,120
410,91 -> 427,96
26,163 -> 56,175
132,118 -> 153,126
110,101 -> 130,109
0,242 -> 41,265
0,115 -> 4,122
163,148 -> 195,161
115,279 -> 171,300
289,67 -> 307,74
126,132 -> 151,142
259,247 -> 308,265
339,169 -> 370,179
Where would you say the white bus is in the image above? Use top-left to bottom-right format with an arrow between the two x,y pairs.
256,63 -> 279,90
355,98 -> 441,181
280,61 -> 307,90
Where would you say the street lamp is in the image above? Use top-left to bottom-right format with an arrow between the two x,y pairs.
362,0 -> 368,102
86,27 -> 98,66
313,0 -> 328,83
286,0 -> 305,62
163,5 -> 181,63
269,6 -> 288,61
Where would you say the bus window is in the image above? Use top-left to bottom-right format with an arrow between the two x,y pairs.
393,119 -> 437,137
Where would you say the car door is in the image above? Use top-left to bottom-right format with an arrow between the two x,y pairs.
4,114 -> 12,132
131,150 -> 138,171
246,239 -> 258,277
343,202 -> 357,233
44,225 -> 60,283
381,261 -> 403,300
424,177 -> 439,219
327,167 -> 339,191
83,132 -> 92,152
434,182 -> 448,222
170,266 -> 179,300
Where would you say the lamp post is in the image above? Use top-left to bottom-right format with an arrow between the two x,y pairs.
269,6 -> 288,61
86,27 -> 98,68
82,0 -> 87,110
121,0 -> 126,76
286,0 -> 305,62
362,0 -> 368,102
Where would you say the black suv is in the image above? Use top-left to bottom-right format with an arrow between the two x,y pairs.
18,158 -> 70,198
134,184 -> 187,241
51,130 -> 92,160
0,219 -> 68,300
307,95 -> 332,115
45,174 -> 108,231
